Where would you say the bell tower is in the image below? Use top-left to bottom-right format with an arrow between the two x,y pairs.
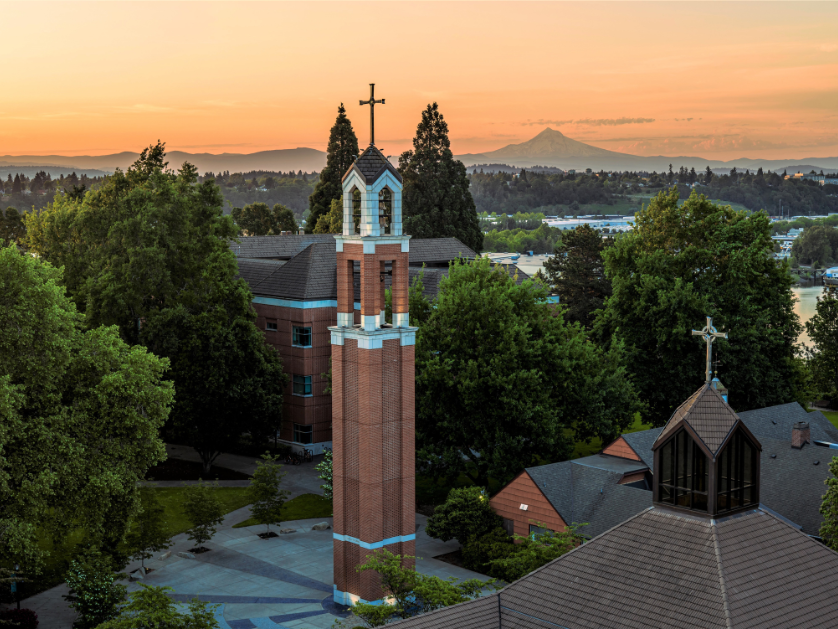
330,92 -> 416,606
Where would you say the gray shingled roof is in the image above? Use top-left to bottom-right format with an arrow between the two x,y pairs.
342,145 -> 402,185
237,243 -> 336,301
739,402 -> 838,443
231,234 -> 335,260
526,460 -> 653,538
393,506 -> 838,629
621,429 -> 659,468
408,238 -> 477,264
655,384 -> 739,454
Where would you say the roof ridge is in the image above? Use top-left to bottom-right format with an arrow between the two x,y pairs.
245,258 -> 287,291
710,519 -> 734,629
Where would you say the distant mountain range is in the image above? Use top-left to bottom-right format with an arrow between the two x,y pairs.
3,130 -> 837,177
455,128 -> 838,173
0,147 -> 327,178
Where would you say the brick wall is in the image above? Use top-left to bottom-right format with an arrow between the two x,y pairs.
252,302 -> 335,444
602,437 -> 641,461
490,471 -> 566,537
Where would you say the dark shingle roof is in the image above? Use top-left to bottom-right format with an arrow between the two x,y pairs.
739,402 -> 838,443
526,460 -> 652,538
390,593 -> 499,629
621,429 -> 659,468
231,234 -> 335,260
655,384 -> 739,454
237,243 -> 336,301
342,145 -> 402,185
394,507 -> 838,629
408,238 -> 477,264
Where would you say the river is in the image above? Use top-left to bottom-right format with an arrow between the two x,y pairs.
488,253 -> 825,346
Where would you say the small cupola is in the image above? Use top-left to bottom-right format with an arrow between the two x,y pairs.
711,377 -> 728,403
652,384 -> 761,516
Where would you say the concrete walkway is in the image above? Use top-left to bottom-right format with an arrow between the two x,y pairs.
16,447 -> 488,629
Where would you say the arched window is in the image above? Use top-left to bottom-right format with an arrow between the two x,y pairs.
657,430 -> 709,512
378,187 -> 392,235
352,188 -> 362,234
716,431 -> 758,513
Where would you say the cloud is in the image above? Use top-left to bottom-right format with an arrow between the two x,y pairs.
521,117 -> 655,127
674,118 -> 694,122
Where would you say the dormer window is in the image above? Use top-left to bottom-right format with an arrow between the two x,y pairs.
657,430 -> 709,512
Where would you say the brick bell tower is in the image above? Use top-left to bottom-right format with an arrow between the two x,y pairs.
330,86 -> 416,606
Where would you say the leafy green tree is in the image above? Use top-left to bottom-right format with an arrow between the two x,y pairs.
805,287 -> 838,402
398,103 -> 483,252
312,198 -> 343,234
273,203 -> 298,233
791,224 -> 838,266
315,448 -> 333,501
307,104 -> 359,233
182,481 -> 225,548
544,223 -> 612,329
63,551 -> 127,629
247,453 -> 290,534
350,549 -> 494,625
596,188 -> 801,424
820,456 -> 838,550
425,487 -> 499,545
231,202 -> 298,236
24,144 -> 287,475
0,244 -> 172,572
0,207 -> 25,245
124,487 -> 171,570
416,257 -> 642,487
96,584 -> 219,629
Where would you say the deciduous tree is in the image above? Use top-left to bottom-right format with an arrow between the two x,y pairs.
398,103 -> 483,252
96,584 -> 219,629
247,453 -> 290,534
805,287 -> 838,403
596,188 -> 801,424
124,487 -> 171,570
425,487 -> 499,545
182,481 -> 225,548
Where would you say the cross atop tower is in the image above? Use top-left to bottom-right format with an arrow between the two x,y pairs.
692,316 -> 727,384
359,83 -> 385,146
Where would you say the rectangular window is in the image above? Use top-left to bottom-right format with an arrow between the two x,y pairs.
266,321 -> 277,332
292,326 -> 312,347
529,524 -> 552,537
293,423 -> 313,444
502,518 -> 514,537
292,375 -> 312,396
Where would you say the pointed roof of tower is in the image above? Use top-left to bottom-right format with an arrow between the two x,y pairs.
653,384 -> 742,455
342,144 -> 402,185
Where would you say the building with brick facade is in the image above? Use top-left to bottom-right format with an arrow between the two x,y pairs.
393,384 -> 838,629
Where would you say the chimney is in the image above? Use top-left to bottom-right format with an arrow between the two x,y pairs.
792,422 -> 810,449
298,230 -> 304,235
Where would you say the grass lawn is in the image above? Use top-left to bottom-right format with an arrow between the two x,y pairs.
816,410 -> 838,431
232,493 -> 332,528
153,486 -> 252,538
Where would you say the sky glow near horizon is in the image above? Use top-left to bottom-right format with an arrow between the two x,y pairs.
2,1 -> 837,161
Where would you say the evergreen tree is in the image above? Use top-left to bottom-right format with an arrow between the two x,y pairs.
805,287 -> 838,403
12,174 -> 21,194
398,103 -> 483,252
705,165 -> 713,185
306,104 -> 359,233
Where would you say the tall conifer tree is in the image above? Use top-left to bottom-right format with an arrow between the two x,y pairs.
398,103 -> 482,252
306,104 -> 359,233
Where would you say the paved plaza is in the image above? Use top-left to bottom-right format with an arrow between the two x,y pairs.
21,447 -> 487,629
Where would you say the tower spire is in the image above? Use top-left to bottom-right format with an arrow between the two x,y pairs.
359,83 -> 385,146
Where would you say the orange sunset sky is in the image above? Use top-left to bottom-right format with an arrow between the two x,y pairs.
3,1 -> 838,161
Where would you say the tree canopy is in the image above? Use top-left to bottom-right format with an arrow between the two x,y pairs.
398,103 -> 483,252
805,287 -> 838,403
231,202 -> 298,236
544,223 -> 612,329
307,104 -> 359,233
24,143 -> 287,473
0,244 -> 172,573
415,257 -> 642,487
595,188 -> 801,424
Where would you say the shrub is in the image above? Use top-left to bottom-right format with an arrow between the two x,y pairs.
486,524 -> 584,583
461,527 -> 515,574
425,487 -> 500,545
63,551 -> 126,629
0,608 -> 39,629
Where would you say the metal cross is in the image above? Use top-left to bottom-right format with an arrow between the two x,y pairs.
359,83 -> 385,146
692,316 -> 727,384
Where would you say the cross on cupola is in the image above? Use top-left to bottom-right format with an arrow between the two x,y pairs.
692,316 -> 727,384
359,83 -> 385,146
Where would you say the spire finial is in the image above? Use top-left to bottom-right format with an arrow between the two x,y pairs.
359,83 -> 385,146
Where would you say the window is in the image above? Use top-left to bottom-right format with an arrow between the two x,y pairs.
529,524 -> 552,538
378,187 -> 392,234
292,375 -> 312,396
717,431 -> 758,513
502,518 -> 515,537
266,321 -> 277,332
657,430 -> 709,512
293,423 -> 313,444
293,326 -> 312,347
